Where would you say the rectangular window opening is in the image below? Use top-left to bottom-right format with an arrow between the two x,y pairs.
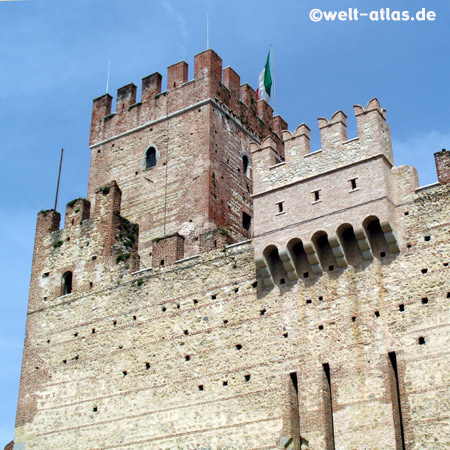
350,178 -> 357,190
313,190 -> 321,202
276,201 -> 284,213
242,212 -> 252,231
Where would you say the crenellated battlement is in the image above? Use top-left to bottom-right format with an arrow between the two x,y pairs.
87,49 -> 288,269
28,181 -> 139,313
251,98 -> 393,196
89,49 -> 286,147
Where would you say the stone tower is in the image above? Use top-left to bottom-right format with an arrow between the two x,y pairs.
14,50 -> 450,450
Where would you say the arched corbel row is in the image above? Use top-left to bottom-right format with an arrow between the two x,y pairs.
354,227 -> 374,261
328,234 -> 348,268
278,249 -> 299,281
255,256 -> 275,287
380,220 -> 400,254
303,243 -> 323,274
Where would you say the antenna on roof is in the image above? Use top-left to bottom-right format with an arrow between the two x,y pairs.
106,60 -> 111,94
54,148 -> 64,211
206,13 -> 209,49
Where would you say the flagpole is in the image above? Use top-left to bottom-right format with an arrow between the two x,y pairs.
271,43 -> 276,115
54,148 -> 64,211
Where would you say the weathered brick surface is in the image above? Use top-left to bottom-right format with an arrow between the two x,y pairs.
87,49 -> 281,268
14,51 -> 450,450
434,148 -> 450,184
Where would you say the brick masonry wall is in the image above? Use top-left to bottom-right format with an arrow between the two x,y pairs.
87,50 -> 285,268
434,149 -> 450,184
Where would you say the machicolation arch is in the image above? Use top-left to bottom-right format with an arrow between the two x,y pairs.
256,215 -> 400,287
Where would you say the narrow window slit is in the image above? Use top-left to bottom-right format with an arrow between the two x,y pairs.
322,363 -> 336,449
388,352 -> 406,450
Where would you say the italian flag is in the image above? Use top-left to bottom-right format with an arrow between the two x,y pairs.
257,50 -> 272,103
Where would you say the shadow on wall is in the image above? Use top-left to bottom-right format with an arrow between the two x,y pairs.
256,215 -> 399,291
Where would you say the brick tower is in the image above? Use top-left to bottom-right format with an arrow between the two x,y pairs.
88,49 -> 285,268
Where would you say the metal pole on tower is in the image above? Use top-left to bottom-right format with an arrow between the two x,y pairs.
54,148 -> 64,211
271,43 -> 276,115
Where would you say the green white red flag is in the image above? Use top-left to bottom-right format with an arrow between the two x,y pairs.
257,50 -> 272,103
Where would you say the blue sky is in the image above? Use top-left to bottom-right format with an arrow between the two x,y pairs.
0,0 -> 448,444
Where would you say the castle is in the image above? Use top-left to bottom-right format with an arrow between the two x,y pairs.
14,49 -> 450,450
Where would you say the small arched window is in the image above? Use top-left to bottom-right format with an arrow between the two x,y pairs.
62,271 -> 73,295
242,155 -> 249,176
145,147 -> 157,169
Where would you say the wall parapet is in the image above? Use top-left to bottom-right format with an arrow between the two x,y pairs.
29,181 -> 139,312
252,98 -> 393,196
90,49 -> 287,147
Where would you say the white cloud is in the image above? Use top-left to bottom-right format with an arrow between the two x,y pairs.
162,1 -> 189,40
